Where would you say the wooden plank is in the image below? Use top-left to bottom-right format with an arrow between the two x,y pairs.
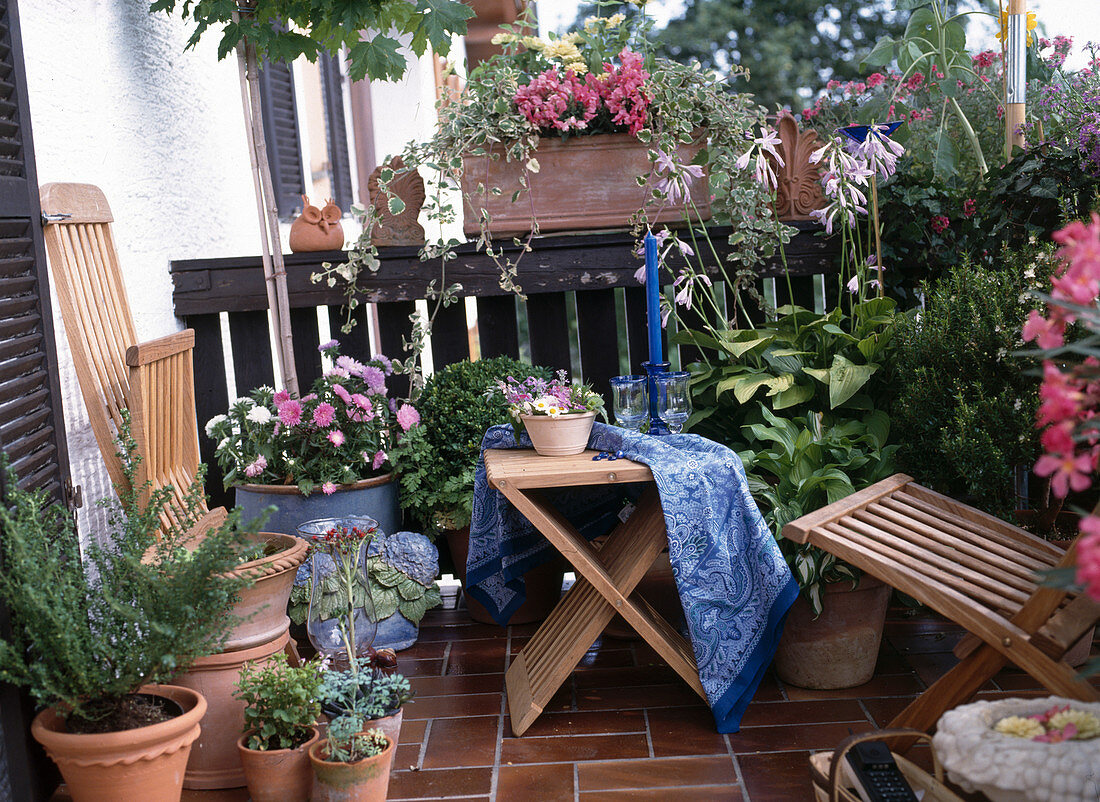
125,329 -> 195,367
290,307 -> 323,390
475,294 -> 519,359
484,449 -> 653,490
186,313 -> 231,510
575,287 -> 621,402
429,298 -> 470,371
228,310 -> 275,395
377,300 -> 415,398
170,222 -> 840,315
781,474 -> 913,543
525,292 -> 571,374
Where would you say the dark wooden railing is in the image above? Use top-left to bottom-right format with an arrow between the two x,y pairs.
172,221 -> 839,507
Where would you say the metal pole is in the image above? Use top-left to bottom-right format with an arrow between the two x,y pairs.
1006,0 -> 1027,154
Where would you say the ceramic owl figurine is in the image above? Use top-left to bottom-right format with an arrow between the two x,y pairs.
289,196 -> 344,252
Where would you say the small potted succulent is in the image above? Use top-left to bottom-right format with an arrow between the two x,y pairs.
499,370 -> 606,456
0,422 -> 253,802
235,653 -> 324,802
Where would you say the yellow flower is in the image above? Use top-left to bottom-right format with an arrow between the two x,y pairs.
1048,710 -> 1100,740
491,32 -> 516,46
996,11 -> 1037,45
627,0 -> 649,5
563,60 -> 588,76
541,39 -> 583,64
994,716 -> 1045,739
607,13 -> 626,28
522,35 -> 545,51
564,32 -> 583,44
583,16 -> 602,34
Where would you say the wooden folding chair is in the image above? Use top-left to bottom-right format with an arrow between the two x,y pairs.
40,182 -> 223,535
782,474 -> 1099,737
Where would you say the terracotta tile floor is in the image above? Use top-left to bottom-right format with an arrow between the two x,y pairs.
55,587 -> 1099,802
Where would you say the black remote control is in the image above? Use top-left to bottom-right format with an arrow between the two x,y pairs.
844,740 -> 920,802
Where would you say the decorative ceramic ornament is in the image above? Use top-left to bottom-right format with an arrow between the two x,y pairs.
289,196 -> 344,252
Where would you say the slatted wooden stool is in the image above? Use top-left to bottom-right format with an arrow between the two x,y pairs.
484,449 -> 706,735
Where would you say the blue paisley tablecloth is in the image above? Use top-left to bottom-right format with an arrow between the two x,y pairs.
466,423 -> 798,733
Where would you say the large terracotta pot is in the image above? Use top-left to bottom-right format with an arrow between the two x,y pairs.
31,684 -> 205,802
461,132 -> 710,236
309,736 -> 395,802
176,630 -> 290,789
225,532 -> 308,651
444,525 -> 565,626
234,474 -> 400,539
773,575 -> 891,690
237,726 -> 319,802
522,411 -> 596,457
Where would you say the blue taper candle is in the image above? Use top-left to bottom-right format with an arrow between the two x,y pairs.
644,232 -> 662,364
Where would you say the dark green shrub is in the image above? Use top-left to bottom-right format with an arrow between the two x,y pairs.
396,356 -> 551,533
891,250 -> 1053,515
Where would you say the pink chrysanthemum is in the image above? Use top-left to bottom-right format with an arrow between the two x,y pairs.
328,429 -> 346,447
332,383 -> 352,405
243,454 -> 267,478
372,450 -> 387,471
277,399 -> 302,427
321,481 -> 337,495
313,402 -> 336,428
396,403 -> 420,432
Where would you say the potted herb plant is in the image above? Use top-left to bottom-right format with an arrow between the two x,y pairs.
309,721 -> 393,802
499,370 -> 606,456
392,357 -> 562,625
235,653 -> 323,802
0,423 -> 253,802
206,340 -> 421,539
319,667 -> 414,773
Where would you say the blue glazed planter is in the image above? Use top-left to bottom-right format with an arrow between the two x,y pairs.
372,612 -> 419,651
234,474 -> 400,538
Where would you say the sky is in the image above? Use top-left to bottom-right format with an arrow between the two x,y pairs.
536,0 -> 1100,70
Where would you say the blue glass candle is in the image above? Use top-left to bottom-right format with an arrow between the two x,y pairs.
644,232 -> 662,365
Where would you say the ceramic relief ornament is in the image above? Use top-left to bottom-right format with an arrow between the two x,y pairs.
289,196 -> 344,253
368,157 -> 426,247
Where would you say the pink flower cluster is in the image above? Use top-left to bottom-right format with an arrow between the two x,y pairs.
514,49 -> 650,136
1021,215 -> 1100,602
930,214 -> 951,234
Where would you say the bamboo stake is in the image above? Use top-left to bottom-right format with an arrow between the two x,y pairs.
1006,0 -> 1027,155
236,37 -> 300,396
870,174 -> 883,298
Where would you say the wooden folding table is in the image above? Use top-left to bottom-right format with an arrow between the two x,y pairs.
483,448 -> 706,736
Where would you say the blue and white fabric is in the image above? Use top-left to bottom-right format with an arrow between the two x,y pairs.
466,422 -> 798,733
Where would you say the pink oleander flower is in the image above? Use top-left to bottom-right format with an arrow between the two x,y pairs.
1023,310 -> 1066,350
372,450 -> 387,471
396,403 -> 420,432
333,383 -> 352,405
1034,449 -> 1094,496
313,402 -> 336,428
963,198 -> 977,218
1077,516 -> 1100,601
243,454 -> 267,478
328,429 -> 346,447
322,481 -> 338,495
866,72 -> 886,88
277,399 -> 303,427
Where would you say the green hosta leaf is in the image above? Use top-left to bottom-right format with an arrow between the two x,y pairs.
863,410 -> 891,450
764,374 -> 795,397
828,355 -> 878,408
772,382 -> 815,410
803,367 -> 831,384
717,374 -> 773,404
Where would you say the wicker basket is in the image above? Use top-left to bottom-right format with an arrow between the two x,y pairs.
809,729 -> 966,802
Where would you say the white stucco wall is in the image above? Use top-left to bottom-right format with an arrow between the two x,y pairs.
20,1 -> 262,542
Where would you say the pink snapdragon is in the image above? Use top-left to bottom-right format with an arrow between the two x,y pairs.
599,49 -> 650,135
514,67 -> 600,132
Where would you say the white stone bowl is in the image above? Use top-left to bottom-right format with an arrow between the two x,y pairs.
933,695 -> 1100,802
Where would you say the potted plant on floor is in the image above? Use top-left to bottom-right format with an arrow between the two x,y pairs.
0,422 -> 253,802
309,720 -> 393,802
206,340 -> 421,540
393,356 -> 562,624
499,370 -> 606,457
235,653 -> 324,802
319,666 -> 414,773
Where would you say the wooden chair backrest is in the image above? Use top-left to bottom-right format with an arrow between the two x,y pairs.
40,183 -> 138,493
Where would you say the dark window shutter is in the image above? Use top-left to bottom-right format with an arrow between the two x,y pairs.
319,53 -> 353,212
0,2 -> 73,798
257,60 -> 306,220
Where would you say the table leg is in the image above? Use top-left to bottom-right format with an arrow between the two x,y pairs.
502,487 -> 704,735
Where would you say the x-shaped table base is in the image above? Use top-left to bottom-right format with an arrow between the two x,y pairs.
483,449 -> 706,736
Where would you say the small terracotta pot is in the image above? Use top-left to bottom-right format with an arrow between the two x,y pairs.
365,709 -> 402,775
225,532 -> 308,651
309,736 -> 395,802
773,575 -> 891,690
31,684 -> 205,802
521,411 -> 596,456
444,525 -> 565,625
237,726 -> 319,802
176,630 -> 291,789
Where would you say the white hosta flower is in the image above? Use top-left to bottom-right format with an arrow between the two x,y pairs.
246,406 -> 273,424
205,414 -> 227,437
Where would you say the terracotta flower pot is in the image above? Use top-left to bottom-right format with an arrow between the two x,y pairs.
175,630 -> 291,789
461,132 -> 710,236
521,411 -> 596,456
225,532 -> 308,652
237,726 -> 319,802
444,525 -> 565,625
366,709 -> 402,775
309,736 -> 395,802
31,684 -> 205,802
773,575 -> 891,690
